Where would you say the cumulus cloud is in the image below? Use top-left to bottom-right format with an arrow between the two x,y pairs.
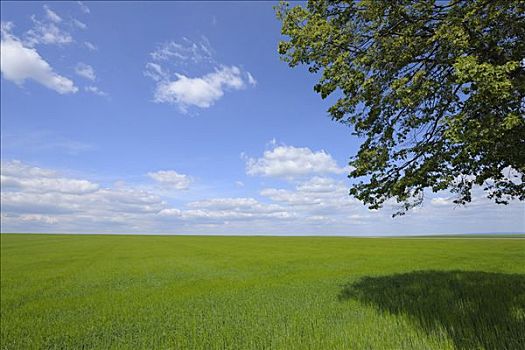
261,177 -> 357,215
1,188 -> 166,218
75,62 -> 95,80
172,198 -> 293,222
297,176 -> 344,193
188,197 -> 263,210
1,160 -> 57,178
145,37 -> 256,112
1,160 -> 523,235
0,161 -> 292,231
246,144 -> 346,179
152,66 -> 249,111
148,170 -> 191,190
1,23 -> 78,94
1,160 -> 99,194
1,161 -> 169,229
257,177 -> 373,229
1,176 -> 99,195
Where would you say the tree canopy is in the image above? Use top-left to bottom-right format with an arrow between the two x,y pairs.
277,0 -> 525,215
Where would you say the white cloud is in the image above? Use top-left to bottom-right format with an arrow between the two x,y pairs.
261,188 -> 317,207
44,5 -> 62,23
1,175 -> 99,195
431,197 -> 452,207
77,1 -> 90,14
256,176 -> 371,229
297,176 -> 344,193
178,198 -> 293,222
1,188 -> 166,218
157,208 -> 181,217
144,62 -> 168,82
150,37 -> 214,64
1,160 -> 523,235
152,66 -> 249,111
1,160 -> 57,178
72,19 -> 87,30
261,177 -> 356,212
84,41 -> 97,51
20,214 -> 59,224
246,144 -> 346,179
84,85 -> 108,97
0,161 -> 169,229
75,62 -> 95,80
146,37 -> 256,112
1,25 -> 78,94
148,170 -> 191,190
25,15 -> 72,46
187,197 -> 260,210
0,161 -> 293,231
1,161 -> 99,194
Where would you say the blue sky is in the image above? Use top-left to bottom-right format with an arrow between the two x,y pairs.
1,1 -> 523,235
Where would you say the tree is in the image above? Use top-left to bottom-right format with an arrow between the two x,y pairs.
276,0 -> 525,215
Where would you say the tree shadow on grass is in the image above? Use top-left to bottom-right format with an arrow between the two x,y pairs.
339,270 -> 525,350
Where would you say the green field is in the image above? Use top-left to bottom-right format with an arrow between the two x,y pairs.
1,234 -> 524,349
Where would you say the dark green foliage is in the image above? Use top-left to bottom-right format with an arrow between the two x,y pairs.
277,0 -> 525,214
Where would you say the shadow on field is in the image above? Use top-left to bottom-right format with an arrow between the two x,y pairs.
339,270 -> 525,350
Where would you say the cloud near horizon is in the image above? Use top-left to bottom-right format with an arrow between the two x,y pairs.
246,144 -> 347,179
1,157 -> 522,235
148,170 -> 191,190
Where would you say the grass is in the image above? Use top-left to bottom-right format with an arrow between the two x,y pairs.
1,234 -> 524,349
